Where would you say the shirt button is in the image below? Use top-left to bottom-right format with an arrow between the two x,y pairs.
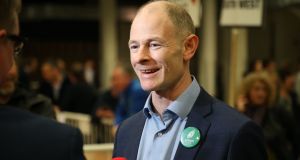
157,132 -> 163,137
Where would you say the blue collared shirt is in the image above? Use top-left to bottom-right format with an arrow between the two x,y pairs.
137,77 -> 200,160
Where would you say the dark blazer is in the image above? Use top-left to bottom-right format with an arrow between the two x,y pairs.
61,82 -> 99,114
113,88 -> 267,160
0,106 -> 85,160
39,77 -> 70,109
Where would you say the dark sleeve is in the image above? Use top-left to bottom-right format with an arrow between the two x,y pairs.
112,111 -> 146,159
228,121 -> 268,160
112,123 -> 121,158
70,128 -> 86,160
115,93 -> 127,125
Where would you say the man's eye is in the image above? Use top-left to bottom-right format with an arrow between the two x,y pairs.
149,43 -> 161,49
129,44 -> 139,52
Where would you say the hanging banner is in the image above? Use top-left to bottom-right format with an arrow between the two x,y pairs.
220,0 -> 264,26
170,0 -> 202,27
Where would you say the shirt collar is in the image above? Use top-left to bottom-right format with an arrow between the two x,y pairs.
143,76 -> 200,120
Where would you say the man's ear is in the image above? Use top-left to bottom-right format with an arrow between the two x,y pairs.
183,34 -> 199,61
0,29 -> 7,38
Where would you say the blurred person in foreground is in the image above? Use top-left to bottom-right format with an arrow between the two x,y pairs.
237,72 -> 294,160
0,0 -> 85,159
0,62 -> 55,118
113,1 -> 267,160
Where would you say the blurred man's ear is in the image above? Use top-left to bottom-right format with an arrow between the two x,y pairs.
0,29 -> 7,38
0,29 -> 6,37
183,34 -> 199,61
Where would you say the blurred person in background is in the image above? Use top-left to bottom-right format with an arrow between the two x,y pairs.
84,59 -> 98,88
263,59 -> 279,96
92,63 -> 134,143
275,68 -> 300,159
0,0 -> 85,159
237,72 -> 294,160
244,58 -> 264,77
39,59 -> 71,111
56,58 -> 67,78
61,62 -> 98,114
263,59 -> 278,83
0,62 -> 55,118
114,62 -> 149,125
277,68 -> 299,121
18,56 -> 40,91
93,63 -> 131,121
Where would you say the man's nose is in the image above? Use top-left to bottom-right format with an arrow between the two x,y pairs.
136,46 -> 151,62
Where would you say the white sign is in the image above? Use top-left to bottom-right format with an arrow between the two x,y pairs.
170,0 -> 202,27
220,0 -> 264,26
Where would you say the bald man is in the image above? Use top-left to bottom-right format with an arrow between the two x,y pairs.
113,1 -> 267,160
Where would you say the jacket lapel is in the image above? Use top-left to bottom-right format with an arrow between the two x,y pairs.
174,88 -> 213,160
125,111 -> 146,160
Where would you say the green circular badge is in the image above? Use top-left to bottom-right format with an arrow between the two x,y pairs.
180,127 -> 201,148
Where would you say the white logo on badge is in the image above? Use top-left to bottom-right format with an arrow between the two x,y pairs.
187,130 -> 195,139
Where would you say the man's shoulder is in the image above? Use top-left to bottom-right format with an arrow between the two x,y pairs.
195,88 -> 250,123
0,106 -> 85,160
0,106 -> 78,133
214,99 -> 250,119
193,89 -> 252,130
208,98 -> 252,129
118,110 -> 145,130
114,110 -> 146,158
116,110 -> 146,140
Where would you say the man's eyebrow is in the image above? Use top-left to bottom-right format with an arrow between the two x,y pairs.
128,40 -> 138,45
148,37 -> 165,42
129,37 -> 166,45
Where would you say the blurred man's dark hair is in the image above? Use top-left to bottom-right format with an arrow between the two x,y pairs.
0,0 -> 21,33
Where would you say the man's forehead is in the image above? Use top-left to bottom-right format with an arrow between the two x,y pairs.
134,1 -> 171,21
131,4 -> 172,31
129,18 -> 174,42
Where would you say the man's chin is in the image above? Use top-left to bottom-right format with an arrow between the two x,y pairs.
141,83 -> 158,92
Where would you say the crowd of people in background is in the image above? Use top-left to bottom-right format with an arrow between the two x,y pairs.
0,57 -> 149,143
2,56 -> 300,159
237,58 -> 300,160
1,0 -> 298,159
9,57 -> 147,115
